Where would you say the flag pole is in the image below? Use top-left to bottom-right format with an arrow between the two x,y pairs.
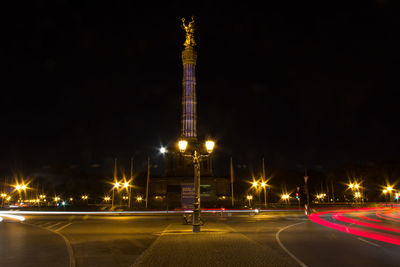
145,157 -> 150,209
230,157 -> 234,207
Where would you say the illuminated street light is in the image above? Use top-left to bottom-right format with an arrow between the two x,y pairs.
387,186 -> 393,192
21,184 -> 27,190
349,183 -> 354,189
81,195 -> 88,200
178,140 -> 188,152
160,147 -> 167,154
247,195 -> 253,207
178,138 -> 215,232
123,182 -> 129,188
260,181 -> 268,208
252,181 -> 258,187
281,194 -> 290,205
15,185 -> 21,191
137,196 -> 143,201
205,140 -> 215,153
354,184 -> 359,189
114,182 -> 120,188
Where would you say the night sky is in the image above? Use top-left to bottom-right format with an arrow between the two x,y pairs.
3,1 -> 400,180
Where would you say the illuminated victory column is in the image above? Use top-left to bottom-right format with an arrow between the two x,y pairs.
181,16 -> 197,138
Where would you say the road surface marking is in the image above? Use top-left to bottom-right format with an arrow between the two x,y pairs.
47,221 -> 63,229
357,237 -> 381,247
40,222 -> 55,227
24,222 -> 76,267
275,221 -> 308,267
54,222 -> 73,232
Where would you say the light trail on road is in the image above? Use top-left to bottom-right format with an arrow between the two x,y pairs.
0,209 -> 259,216
0,214 -> 25,221
310,207 -> 400,246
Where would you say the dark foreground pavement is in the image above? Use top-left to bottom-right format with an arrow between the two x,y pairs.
0,222 -> 69,267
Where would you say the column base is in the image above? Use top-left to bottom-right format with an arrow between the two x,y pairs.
192,224 -> 200,232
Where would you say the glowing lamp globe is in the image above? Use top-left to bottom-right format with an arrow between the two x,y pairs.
205,140 -> 215,153
178,140 -> 188,152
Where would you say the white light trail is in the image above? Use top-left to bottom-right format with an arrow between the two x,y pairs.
0,214 -> 25,221
0,209 -> 260,215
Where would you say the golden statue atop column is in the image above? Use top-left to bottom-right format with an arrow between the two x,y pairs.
181,16 -> 196,47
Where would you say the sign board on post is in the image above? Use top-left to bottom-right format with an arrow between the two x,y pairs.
181,183 -> 195,209
304,176 -> 309,184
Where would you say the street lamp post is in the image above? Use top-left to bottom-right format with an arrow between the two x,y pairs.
112,182 -> 120,208
261,181 -> 267,208
178,139 -> 215,232
123,182 -> 131,208
247,195 -> 253,208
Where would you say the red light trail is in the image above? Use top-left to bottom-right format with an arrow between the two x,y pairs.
309,207 -> 400,246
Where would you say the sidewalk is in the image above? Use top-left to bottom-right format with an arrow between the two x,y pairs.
133,222 -> 297,267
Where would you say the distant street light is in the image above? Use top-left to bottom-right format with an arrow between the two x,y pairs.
261,181 -> 268,208
160,147 -> 167,154
246,195 -> 253,208
112,181 -> 121,208
281,194 -> 290,204
386,186 -> 393,202
122,181 -> 132,208
178,139 -> 215,232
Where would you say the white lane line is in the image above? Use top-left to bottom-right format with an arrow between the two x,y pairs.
275,221 -> 308,267
357,237 -> 381,247
23,222 -> 75,267
54,222 -> 73,232
47,221 -> 63,229
39,222 -> 55,227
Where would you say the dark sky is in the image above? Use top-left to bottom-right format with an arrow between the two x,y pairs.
3,1 -> 400,177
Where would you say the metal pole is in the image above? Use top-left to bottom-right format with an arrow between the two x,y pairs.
304,169 -> 310,215
112,188 -> 114,208
128,187 -> 131,209
145,157 -> 150,209
192,151 -> 201,232
264,187 -> 267,208
230,157 -> 234,208
129,157 -> 133,209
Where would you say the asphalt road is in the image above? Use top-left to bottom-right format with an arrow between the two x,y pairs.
0,209 -> 399,267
